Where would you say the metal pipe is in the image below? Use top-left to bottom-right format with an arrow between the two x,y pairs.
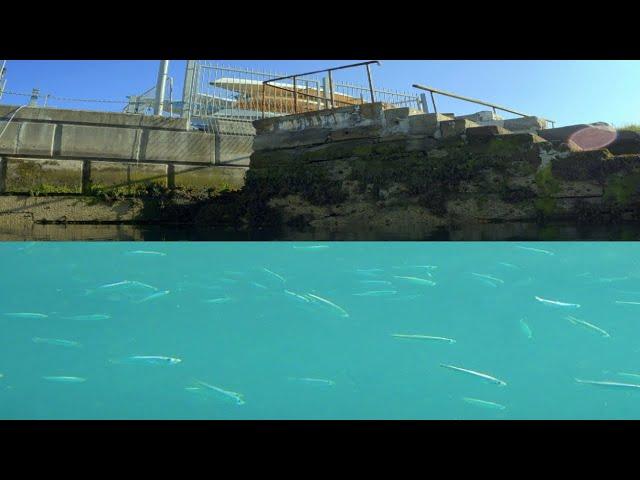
414,84 -> 530,117
154,60 -> 170,116
293,76 -> 297,113
266,60 -> 380,84
366,63 -> 375,103
328,70 -> 334,109
181,60 -> 197,123
262,83 -> 266,119
430,91 -> 437,115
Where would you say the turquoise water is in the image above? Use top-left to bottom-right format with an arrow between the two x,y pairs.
1,241 -> 640,420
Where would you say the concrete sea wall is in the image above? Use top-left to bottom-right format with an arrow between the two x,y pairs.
0,106 -> 249,227
247,103 -> 640,234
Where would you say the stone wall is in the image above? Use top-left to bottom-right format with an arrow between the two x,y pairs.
248,103 -> 640,233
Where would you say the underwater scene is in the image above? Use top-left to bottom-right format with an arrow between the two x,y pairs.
1,241 -> 640,420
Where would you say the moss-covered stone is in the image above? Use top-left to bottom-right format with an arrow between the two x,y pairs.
603,172 -> 640,205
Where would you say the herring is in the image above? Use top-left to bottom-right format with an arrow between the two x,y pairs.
392,334 -> 456,344
440,364 -> 507,386
43,376 -> 86,383
566,315 -> 610,338
519,318 -> 533,339
535,296 -> 581,308
462,397 -> 506,410
306,293 -> 349,318
4,312 -> 48,319
189,379 -> 245,405
392,276 -> 436,286
575,378 -> 640,390
33,337 -> 81,348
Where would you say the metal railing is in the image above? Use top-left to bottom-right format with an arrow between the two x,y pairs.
413,84 -> 555,128
261,61 -> 385,119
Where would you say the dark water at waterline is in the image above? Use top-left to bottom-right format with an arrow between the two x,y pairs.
2,221 -> 640,241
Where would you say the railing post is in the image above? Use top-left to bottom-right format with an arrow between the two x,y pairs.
322,76 -> 329,109
328,70 -> 334,109
262,83 -> 266,119
430,91 -> 437,115
366,63 -> 375,103
419,93 -> 429,113
292,76 -> 297,114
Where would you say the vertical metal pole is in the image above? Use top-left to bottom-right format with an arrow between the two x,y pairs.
366,64 -> 375,103
419,93 -> 429,113
182,60 -> 198,123
430,91 -> 437,115
292,76 -> 298,114
328,70 -> 334,109
322,76 -> 329,110
168,77 -> 174,117
29,88 -> 40,107
154,60 -> 170,116
0,60 -> 6,102
262,83 -> 266,119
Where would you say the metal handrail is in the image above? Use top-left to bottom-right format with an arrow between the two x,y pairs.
413,84 -> 555,128
261,61 -> 381,118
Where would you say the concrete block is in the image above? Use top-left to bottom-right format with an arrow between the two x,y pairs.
440,119 -> 479,138
4,158 -> 83,193
142,129 -> 214,163
0,105 -> 189,131
173,165 -> 246,191
60,124 -> 138,159
457,111 -> 504,123
466,125 -> 512,139
216,134 -> 253,166
89,161 -> 167,189
0,121 -> 20,154
329,125 -> 382,142
408,113 -> 452,136
253,102 -> 385,134
17,122 -> 55,156
254,128 -> 331,151
503,116 -> 547,132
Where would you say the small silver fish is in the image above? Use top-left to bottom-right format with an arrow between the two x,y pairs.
462,397 -> 506,411
203,297 -> 233,304
293,245 -> 329,250
392,334 -> 456,344
515,245 -> 554,255
441,364 -> 507,386
535,296 -> 581,308
392,276 -> 436,286
288,377 -> 335,387
4,312 -> 48,319
61,314 -> 111,321
125,250 -> 167,256
566,315 -> 610,338
306,293 -> 349,318
353,290 -> 398,297
32,337 -> 81,348
519,318 -> 533,339
471,273 -> 504,284
135,290 -> 170,304
575,378 -> 640,390
190,379 -> 245,405
43,376 -> 86,383
112,356 -> 182,365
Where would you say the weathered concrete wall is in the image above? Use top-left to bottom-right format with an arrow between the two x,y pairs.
247,103 -> 640,233
0,156 -> 246,195
0,106 -> 248,195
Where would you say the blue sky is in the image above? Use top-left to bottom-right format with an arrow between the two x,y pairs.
1,60 -> 638,127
